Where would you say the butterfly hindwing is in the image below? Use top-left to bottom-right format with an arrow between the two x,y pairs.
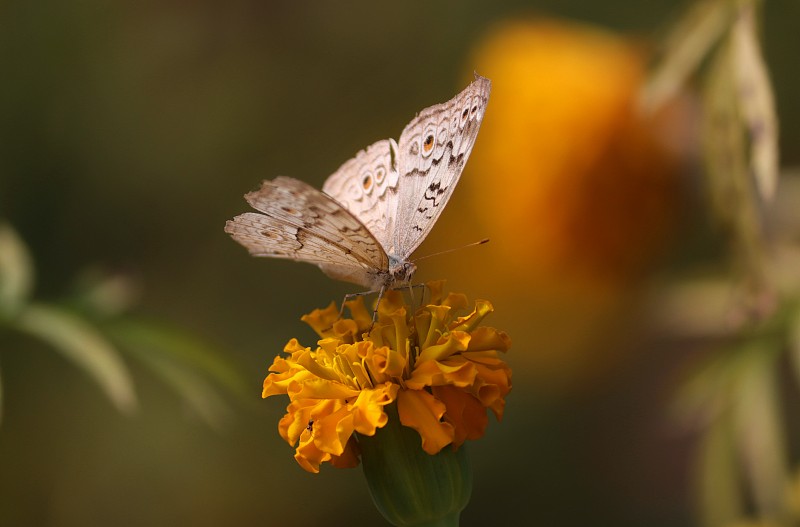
225,177 -> 389,288
322,139 -> 400,256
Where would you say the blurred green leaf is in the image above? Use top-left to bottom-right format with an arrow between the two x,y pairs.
731,1 -> 779,202
703,33 -> 748,230
0,222 -> 34,318
71,269 -> 140,318
702,28 -> 770,290
117,341 -> 233,429
15,304 -> 137,413
697,409 -> 743,527
731,342 -> 789,518
789,308 -> 800,392
672,352 -> 733,429
104,319 -> 247,401
0,359 -> 3,426
640,0 -> 732,113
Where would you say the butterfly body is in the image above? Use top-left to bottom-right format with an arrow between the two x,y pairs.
225,75 -> 491,291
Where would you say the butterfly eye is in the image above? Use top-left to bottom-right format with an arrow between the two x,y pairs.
374,166 -> 386,184
361,172 -> 374,192
422,134 -> 434,154
460,105 -> 470,128
471,95 -> 481,117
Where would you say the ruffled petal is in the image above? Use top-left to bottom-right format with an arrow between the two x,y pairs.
329,437 -> 361,469
417,330 -> 470,362
406,357 -> 477,390
466,326 -> 512,352
287,377 -> 361,401
450,299 -> 494,333
397,389 -> 455,455
300,301 -> 340,338
314,404 -> 356,456
433,385 -> 488,446
263,366 -> 314,398
351,383 -> 399,436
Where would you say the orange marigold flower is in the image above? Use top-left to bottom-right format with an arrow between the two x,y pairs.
262,281 -> 512,473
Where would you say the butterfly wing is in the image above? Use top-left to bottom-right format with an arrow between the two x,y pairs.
392,74 -> 491,257
322,139 -> 400,256
225,177 -> 389,288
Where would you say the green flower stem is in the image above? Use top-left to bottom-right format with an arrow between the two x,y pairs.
358,403 -> 472,527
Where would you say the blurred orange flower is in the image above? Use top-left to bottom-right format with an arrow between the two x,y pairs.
464,18 -> 681,289
420,18 -> 686,392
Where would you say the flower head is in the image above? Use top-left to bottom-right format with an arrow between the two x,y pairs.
262,281 -> 512,473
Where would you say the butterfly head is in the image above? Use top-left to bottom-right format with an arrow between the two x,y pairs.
388,256 -> 416,285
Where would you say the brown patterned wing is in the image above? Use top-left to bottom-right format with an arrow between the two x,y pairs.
393,75 -> 491,257
224,177 -> 390,289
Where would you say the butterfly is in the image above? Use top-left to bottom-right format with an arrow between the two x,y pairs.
225,74 -> 491,297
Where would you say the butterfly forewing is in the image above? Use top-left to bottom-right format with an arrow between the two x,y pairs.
393,75 -> 491,257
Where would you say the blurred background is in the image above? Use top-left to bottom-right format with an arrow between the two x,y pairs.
2,0 -> 800,525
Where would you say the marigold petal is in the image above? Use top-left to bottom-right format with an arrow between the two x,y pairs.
331,318 -> 359,343
442,292 -> 469,310
450,299 -> 494,333
314,404 -> 356,456
464,353 -> 512,415
421,305 -> 452,349
301,301 -> 340,338
433,385 -> 489,445
426,280 -> 446,304
466,327 -> 512,352
295,432 -> 331,473
283,338 -> 308,355
263,368 -> 314,398
344,296 -> 373,332
279,398 -> 340,446
418,331 -> 470,362
376,289 -> 406,317
406,357 -> 477,390
351,383 -> 399,436
365,345 -> 407,381
287,377 -> 361,401
295,348 -> 342,382
329,436 -> 361,468
397,389 -> 455,454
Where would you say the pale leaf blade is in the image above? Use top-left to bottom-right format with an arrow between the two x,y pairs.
15,304 -> 137,413
639,0 -> 732,113
124,348 -> 232,430
697,410 -> 742,527
0,222 -> 34,317
0,358 -> 3,427
732,345 -> 788,517
731,2 -> 779,202
105,319 -> 247,400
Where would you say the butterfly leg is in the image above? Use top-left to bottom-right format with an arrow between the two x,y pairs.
404,283 -> 427,312
338,290 -> 376,319
371,285 -> 387,325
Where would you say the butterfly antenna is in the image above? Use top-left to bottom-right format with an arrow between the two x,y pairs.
412,238 -> 490,263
